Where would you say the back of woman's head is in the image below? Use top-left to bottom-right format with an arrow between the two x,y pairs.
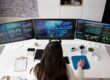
34,41 -> 68,80
42,41 -> 63,63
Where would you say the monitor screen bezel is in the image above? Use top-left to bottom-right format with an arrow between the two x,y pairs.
34,19 -> 76,40
76,19 -> 110,45
0,19 -> 35,45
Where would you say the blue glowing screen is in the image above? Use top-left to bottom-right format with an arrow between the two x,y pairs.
34,19 -> 76,39
0,20 -> 34,44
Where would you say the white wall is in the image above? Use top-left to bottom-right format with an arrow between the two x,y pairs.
37,0 -> 83,18
81,0 -> 107,21
38,0 -> 107,21
0,0 -> 107,24
60,6 -> 82,19
38,0 -> 60,18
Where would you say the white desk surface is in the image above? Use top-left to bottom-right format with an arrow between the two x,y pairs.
0,39 -> 110,79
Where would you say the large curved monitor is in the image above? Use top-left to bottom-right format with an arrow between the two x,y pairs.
0,20 -> 35,45
34,19 -> 76,39
76,19 -> 110,44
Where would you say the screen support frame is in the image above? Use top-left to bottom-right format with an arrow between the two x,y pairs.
49,39 -> 62,44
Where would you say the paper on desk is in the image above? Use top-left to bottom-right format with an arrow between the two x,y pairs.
14,57 -> 27,72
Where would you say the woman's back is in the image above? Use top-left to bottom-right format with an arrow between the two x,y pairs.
34,41 -> 68,80
32,41 -> 84,80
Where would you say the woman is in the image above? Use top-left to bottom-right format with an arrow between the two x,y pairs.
31,41 -> 84,80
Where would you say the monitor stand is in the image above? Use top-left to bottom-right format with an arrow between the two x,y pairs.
49,39 -> 62,43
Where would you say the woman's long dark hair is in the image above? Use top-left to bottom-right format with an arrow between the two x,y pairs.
34,41 -> 68,80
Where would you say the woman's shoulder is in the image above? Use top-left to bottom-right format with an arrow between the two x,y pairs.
30,63 -> 41,80
34,63 -> 40,70
30,63 -> 40,73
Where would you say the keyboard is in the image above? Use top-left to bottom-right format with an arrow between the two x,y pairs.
34,49 -> 70,64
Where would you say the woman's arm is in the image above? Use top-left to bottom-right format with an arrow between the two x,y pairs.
66,59 -> 84,80
29,63 -> 40,80
77,59 -> 85,80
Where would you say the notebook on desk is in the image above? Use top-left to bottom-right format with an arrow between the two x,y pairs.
34,49 -> 70,64
14,57 -> 27,72
71,55 -> 90,70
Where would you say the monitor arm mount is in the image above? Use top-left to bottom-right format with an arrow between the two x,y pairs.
49,38 -> 62,44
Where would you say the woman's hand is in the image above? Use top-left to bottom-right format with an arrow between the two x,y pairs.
78,59 -> 85,69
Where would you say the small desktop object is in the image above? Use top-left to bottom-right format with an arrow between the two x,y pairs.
76,19 -> 110,44
27,48 -> 35,56
34,19 -> 76,64
80,45 -> 85,54
0,20 -> 35,45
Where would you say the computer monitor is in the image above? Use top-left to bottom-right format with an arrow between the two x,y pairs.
0,20 -> 35,45
76,19 -> 103,43
76,19 -> 110,44
102,23 -> 110,44
34,19 -> 76,40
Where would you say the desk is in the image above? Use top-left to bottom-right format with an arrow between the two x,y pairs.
0,39 -> 110,79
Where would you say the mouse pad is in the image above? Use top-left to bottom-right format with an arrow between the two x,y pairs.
71,55 -> 90,70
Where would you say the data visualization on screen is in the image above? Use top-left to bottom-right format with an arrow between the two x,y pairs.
102,23 -> 110,44
76,19 -> 103,42
76,19 -> 110,44
34,19 -> 76,39
0,20 -> 35,44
